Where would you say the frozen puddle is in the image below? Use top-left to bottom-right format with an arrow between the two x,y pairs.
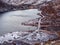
0,9 -> 40,36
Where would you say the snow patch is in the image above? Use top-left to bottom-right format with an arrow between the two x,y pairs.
0,31 -> 58,44
0,31 -> 30,43
1,0 -> 52,5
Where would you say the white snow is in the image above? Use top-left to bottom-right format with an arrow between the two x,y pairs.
24,0 -> 37,4
25,31 -> 50,42
1,0 -> 52,5
23,30 -> 58,42
0,31 -> 30,43
0,31 -> 58,43
33,0 -> 51,5
0,0 -> 57,44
